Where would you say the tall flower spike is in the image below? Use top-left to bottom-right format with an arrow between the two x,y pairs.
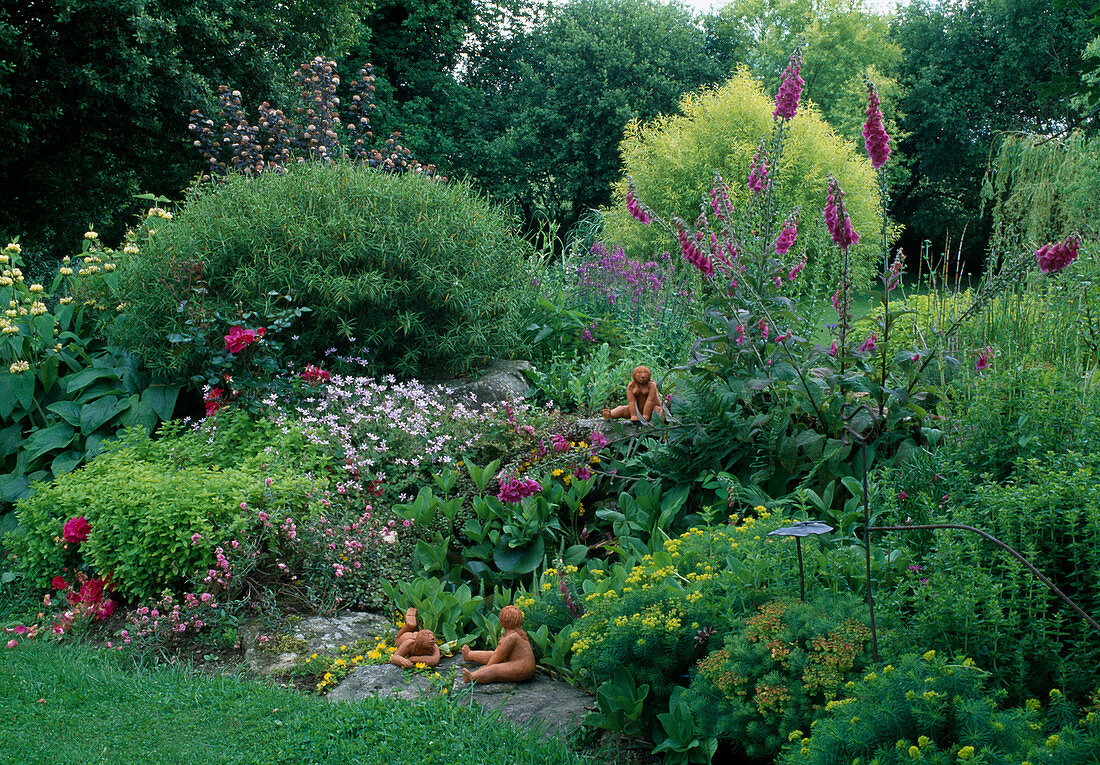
823,177 -> 859,249
775,210 -> 800,256
748,139 -> 769,194
862,80 -> 891,169
626,179 -> 652,225
773,51 -> 805,121
675,220 -> 714,277
1035,235 -> 1080,274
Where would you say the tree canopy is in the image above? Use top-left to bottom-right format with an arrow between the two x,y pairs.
0,0 -> 363,263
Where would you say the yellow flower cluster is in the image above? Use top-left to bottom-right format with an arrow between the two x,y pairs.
9,360 -> 30,374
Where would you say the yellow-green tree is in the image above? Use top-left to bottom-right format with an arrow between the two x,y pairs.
603,70 -> 885,293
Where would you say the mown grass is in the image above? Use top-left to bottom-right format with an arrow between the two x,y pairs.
0,640 -> 588,765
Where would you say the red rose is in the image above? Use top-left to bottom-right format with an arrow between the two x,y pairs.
51,575 -> 68,591
93,599 -> 116,621
204,387 -> 225,417
224,325 -> 258,353
62,516 -> 91,544
78,578 -> 104,604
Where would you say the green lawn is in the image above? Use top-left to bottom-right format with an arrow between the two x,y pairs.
0,641 -> 588,765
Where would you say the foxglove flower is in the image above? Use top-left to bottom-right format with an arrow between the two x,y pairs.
773,51 -> 805,120
862,80 -> 891,169
976,348 -> 991,372
775,211 -> 800,256
824,177 -> 859,249
675,221 -> 714,277
859,333 -> 877,353
1035,235 -> 1080,274
626,180 -> 652,224
748,140 -> 769,194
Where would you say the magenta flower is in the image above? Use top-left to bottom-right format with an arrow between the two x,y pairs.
788,258 -> 806,282
976,348 -> 991,372
775,211 -> 799,256
590,430 -> 607,450
747,140 -> 769,194
862,80 -> 891,169
1035,235 -> 1080,274
497,477 -> 542,504
224,325 -> 264,354
824,177 -> 859,249
859,333 -> 877,353
675,221 -> 714,277
62,516 -> 91,545
898,491 -> 908,500
773,51 -> 805,120
626,180 -> 652,225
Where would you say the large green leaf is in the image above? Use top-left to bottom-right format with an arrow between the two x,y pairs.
22,423 -> 75,464
493,534 -> 545,575
80,395 -> 131,434
38,354 -> 60,395
63,367 -> 121,395
0,424 -> 22,458
45,401 -> 83,427
141,382 -> 180,422
0,374 -> 12,419
0,472 -> 30,502
51,449 -> 84,476
11,370 -> 34,411
119,396 -> 158,433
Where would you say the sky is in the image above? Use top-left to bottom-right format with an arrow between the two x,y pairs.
681,0 -> 903,14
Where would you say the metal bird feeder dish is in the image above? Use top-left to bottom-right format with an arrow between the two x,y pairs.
768,521 -> 834,601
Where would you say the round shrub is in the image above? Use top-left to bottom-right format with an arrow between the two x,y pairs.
113,162 -> 533,379
604,69 -> 885,293
5,421 -> 320,601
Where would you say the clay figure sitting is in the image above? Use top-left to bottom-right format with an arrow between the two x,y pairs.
602,365 -> 663,423
393,606 -> 420,648
390,626 -> 441,669
460,605 -> 536,684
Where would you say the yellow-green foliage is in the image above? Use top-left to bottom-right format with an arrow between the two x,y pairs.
604,70 -> 886,292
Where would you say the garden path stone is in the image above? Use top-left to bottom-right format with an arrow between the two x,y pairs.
327,658 -> 593,739
424,359 -> 533,405
244,611 -> 391,674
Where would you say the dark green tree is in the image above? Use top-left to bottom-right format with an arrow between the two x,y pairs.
0,0 -> 363,266
439,0 -> 722,242
891,0 -> 1095,269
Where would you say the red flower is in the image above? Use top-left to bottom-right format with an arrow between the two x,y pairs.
93,599 -> 116,621
51,575 -> 68,591
204,387 -> 225,417
224,325 -> 261,353
78,578 -> 104,604
62,516 -> 91,544
300,365 -> 331,384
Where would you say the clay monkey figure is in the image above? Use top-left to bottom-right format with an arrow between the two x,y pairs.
460,605 -> 536,684
393,606 -> 419,648
602,365 -> 663,423
390,627 -> 441,668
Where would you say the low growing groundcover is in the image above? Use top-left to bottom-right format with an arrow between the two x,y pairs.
0,641 -> 586,765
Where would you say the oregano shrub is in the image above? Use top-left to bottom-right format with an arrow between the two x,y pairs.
112,162 -> 532,379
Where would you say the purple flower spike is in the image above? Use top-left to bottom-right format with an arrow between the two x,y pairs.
863,80 -> 891,169
675,220 -> 714,277
824,177 -> 859,249
626,180 -> 652,224
1035,235 -> 1080,274
775,211 -> 800,256
747,139 -> 769,194
773,51 -> 805,121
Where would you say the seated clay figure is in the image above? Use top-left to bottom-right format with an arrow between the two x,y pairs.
390,609 -> 441,669
393,606 -> 419,648
603,365 -> 663,423
460,605 -> 536,684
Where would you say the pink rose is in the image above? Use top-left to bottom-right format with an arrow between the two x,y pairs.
62,516 -> 91,544
224,325 -> 259,353
51,575 -> 68,591
78,578 -> 105,604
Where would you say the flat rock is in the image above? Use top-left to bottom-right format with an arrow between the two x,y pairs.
244,611 -> 391,674
327,656 -> 593,739
425,359 -> 533,406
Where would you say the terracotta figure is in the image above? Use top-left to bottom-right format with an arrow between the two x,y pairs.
390,627 -> 441,668
603,365 -> 663,423
460,605 -> 536,684
394,607 -> 419,648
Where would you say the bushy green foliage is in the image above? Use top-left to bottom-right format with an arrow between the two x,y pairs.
4,410 -> 335,600
943,364 -> 1098,482
113,162 -> 532,379
604,70 -> 883,293
7,436 -> 314,600
526,343 -> 637,414
781,652 -> 1100,765
682,595 -> 873,761
1,238 -> 178,505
